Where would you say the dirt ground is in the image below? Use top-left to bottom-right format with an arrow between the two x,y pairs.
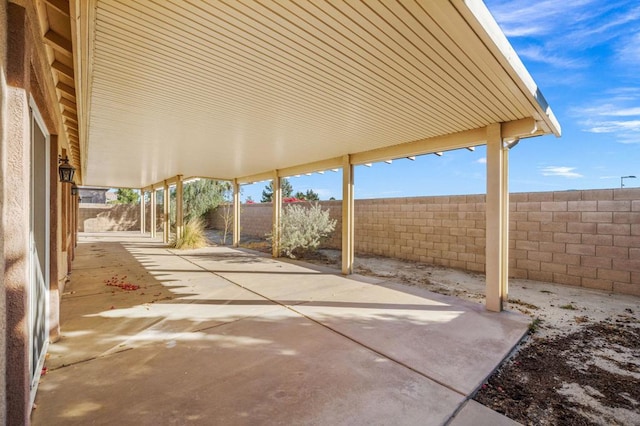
207,232 -> 640,425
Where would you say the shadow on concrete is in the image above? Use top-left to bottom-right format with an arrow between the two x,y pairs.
32,233 -> 528,426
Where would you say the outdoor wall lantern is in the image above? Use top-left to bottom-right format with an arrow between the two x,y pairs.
71,183 -> 78,196
58,155 -> 75,183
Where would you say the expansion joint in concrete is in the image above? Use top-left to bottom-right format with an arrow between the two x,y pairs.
171,249 -> 467,398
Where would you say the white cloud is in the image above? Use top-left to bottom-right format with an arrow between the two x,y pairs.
587,120 -> 640,133
501,25 -> 547,38
540,166 -> 583,178
606,87 -> 640,100
486,0 -> 640,70
517,46 -> 585,68
617,134 -> 640,144
610,107 -> 640,116
489,0 -> 639,43
574,92 -> 640,143
476,157 -> 487,164
576,104 -> 640,117
617,32 -> 640,64
488,0 -> 593,37
569,7 -> 640,48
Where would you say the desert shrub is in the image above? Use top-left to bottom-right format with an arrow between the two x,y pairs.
170,217 -> 208,249
269,202 -> 337,258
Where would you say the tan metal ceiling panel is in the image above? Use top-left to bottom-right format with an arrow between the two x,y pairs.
80,0 -> 559,188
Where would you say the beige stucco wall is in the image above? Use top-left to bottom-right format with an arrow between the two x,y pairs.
2,2 -> 76,422
0,1 -> 8,423
5,4 -> 33,422
210,189 -> 640,296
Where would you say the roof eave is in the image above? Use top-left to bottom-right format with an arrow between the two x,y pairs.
454,0 -> 561,137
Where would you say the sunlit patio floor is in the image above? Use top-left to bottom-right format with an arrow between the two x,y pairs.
33,232 -> 526,425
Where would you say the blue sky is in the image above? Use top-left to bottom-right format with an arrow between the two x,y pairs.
241,1 -> 640,202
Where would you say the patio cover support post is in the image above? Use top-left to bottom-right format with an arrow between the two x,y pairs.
485,123 -> 509,312
150,188 -> 156,238
163,181 -> 169,243
272,172 -> 281,257
233,179 -> 240,247
342,155 -> 355,275
73,195 -> 78,253
139,189 -> 145,234
49,135 -> 60,343
175,176 -> 184,240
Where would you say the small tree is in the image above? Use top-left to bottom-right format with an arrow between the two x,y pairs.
169,179 -> 231,226
261,178 -> 293,202
183,179 -> 230,222
115,188 -> 139,204
294,189 -> 320,201
219,187 -> 234,245
269,202 -> 336,258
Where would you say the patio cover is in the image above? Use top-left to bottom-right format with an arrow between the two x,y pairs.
44,0 -> 563,312
68,0 -> 560,188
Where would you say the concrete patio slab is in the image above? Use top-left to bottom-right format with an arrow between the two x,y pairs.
33,233 -> 529,425
36,308 -> 464,425
47,239 -> 283,369
287,281 -> 528,395
179,248 -> 372,305
449,400 -> 522,426
185,250 -> 529,396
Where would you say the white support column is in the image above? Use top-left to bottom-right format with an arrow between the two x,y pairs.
140,189 -> 146,234
163,181 -> 170,243
502,146 -> 510,302
485,123 -> 509,312
342,155 -> 355,275
175,176 -> 184,240
272,172 -> 282,258
233,179 -> 241,247
150,188 -> 156,238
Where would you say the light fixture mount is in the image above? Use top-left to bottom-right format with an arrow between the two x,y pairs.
58,155 -> 75,183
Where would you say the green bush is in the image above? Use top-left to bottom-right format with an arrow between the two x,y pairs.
269,202 -> 337,258
170,217 -> 208,249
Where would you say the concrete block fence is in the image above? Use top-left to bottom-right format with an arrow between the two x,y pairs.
78,203 -> 165,232
209,188 -> 640,296
78,203 -> 141,232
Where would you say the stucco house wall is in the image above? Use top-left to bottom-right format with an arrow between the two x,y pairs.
0,2 -> 8,423
2,3 -> 79,423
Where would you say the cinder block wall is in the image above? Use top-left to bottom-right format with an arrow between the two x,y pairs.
210,203 -> 247,232
352,195 -> 486,271
78,204 -> 140,232
210,188 -> 640,296
80,203 -> 166,232
208,201 -> 344,246
508,189 -> 639,295
142,203 -> 165,232
231,203 -> 273,237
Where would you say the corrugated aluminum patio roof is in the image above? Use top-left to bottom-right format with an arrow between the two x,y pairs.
73,0 -> 560,188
